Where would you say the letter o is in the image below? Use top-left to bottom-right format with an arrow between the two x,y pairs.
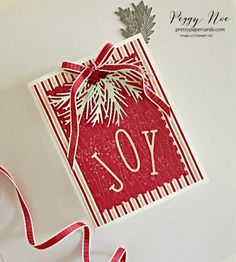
115,129 -> 140,172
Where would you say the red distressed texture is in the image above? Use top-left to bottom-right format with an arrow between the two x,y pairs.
47,87 -> 187,213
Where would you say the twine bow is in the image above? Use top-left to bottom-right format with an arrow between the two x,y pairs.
62,43 -> 171,169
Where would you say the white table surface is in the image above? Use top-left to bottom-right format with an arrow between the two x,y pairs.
0,0 -> 235,261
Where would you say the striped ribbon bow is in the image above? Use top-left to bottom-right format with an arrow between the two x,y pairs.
62,43 -> 171,169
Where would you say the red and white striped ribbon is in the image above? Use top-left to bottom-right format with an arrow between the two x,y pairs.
0,166 -> 127,262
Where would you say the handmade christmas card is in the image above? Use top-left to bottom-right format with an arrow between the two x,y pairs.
29,34 -> 206,227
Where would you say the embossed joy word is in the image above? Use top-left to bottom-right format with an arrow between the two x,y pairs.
92,128 -> 158,193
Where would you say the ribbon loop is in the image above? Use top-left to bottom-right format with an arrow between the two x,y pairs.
94,43 -> 114,66
61,61 -> 85,74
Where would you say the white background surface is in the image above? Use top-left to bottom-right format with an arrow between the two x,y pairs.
0,0 -> 235,261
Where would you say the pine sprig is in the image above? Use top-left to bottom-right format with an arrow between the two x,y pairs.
86,81 -> 106,126
115,7 -> 139,38
108,72 -> 143,102
48,82 -> 88,126
49,92 -> 70,111
115,1 -> 156,44
105,78 -> 128,126
48,56 -> 145,128
132,2 -> 156,43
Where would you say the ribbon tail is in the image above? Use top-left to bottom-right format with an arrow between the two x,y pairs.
0,167 -> 128,262
0,167 -> 91,260
144,85 -> 171,117
110,247 -> 127,262
67,69 -> 91,169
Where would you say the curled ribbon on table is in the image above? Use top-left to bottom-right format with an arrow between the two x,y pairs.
0,167 -> 126,262
61,43 -> 171,169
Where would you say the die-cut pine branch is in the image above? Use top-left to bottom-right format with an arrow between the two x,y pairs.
108,72 -> 143,102
132,1 -> 156,43
48,56 -> 144,127
49,92 -> 70,111
48,82 -> 88,126
104,79 -> 127,126
115,7 -> 139,38
115,1 -> 156,44
86,82 -> 106,126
